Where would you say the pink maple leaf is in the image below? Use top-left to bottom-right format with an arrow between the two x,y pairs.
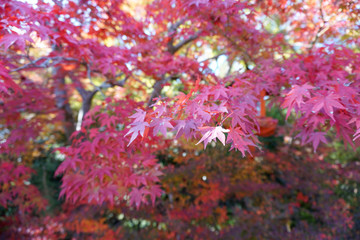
142,185 -> 163,206
306,132 -> 328,152
173,119 -> 197,139
153,102 -> 167,117
129,109 -> 147,122
281,83 -> 312,119
309,93 -> 346,121
125,121 -> 149,146
226,128 -> 256,156
196,126 -> 229,149
211,84 -> 228,100
129,187 -> 144,209
0,34 -> 33,51
150,117 -> 173,136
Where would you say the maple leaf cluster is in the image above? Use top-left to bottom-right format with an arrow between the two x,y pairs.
55,99 -> 163,209
0,0 -> 360,238
126,82 -> 258,156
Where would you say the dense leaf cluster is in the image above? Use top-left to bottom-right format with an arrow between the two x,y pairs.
1,0 -> 360,239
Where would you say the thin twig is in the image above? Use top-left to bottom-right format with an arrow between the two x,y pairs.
199,52 -> 227,63
167,18 -> 187,53
148,18 -> 200,105
170,31 -> 201,54
222,34 -> 254,71
98,74 -> 130,89
308,0 -> 328,51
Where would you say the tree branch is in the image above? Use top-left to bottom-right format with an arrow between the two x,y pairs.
148,19 -> 201,105
75,90 -> 98,131
308,0 -> 328,51
72,73 -> 130,131
169,31 -> 201,54
86,62 -> 106,98
147,75 -> 178,106
68,72 -> 87,98
199,52 -> 227,63
10,56 -> 78,72
53,69 -> 75,141
98,74 -> 130,89
167,18 -> 187,53
223,35 -> 253,65
166,17 -> 201,54
169,18 -> 187,33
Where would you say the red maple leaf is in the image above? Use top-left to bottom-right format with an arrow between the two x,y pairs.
125,121 -> 149,146
0,34 -> 33,51
226,128 -> 257,156
309,93 -> 346,121
129,187 -> 145,209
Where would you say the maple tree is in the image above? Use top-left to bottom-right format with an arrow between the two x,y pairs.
1,0 -> 360,239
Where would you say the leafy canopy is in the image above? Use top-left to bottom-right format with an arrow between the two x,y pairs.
1,0 -> 360,239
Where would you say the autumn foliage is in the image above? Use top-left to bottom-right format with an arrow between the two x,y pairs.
1,0 -> 360,239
